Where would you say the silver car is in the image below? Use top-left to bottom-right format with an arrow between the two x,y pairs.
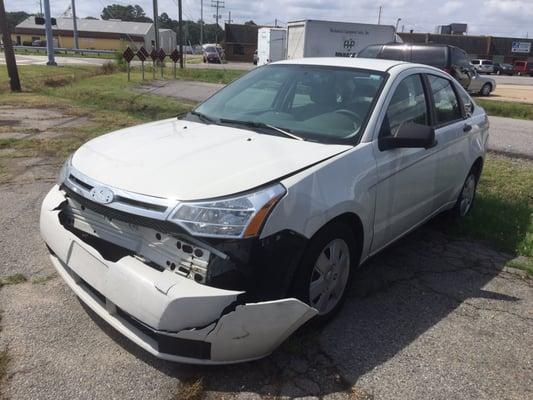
468,69 -> 496,96
471,59 -> 494,74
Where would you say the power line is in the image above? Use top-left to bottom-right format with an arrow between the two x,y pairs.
210,0 -> 224,43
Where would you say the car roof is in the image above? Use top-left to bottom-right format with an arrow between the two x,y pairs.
274,57 -> 405,72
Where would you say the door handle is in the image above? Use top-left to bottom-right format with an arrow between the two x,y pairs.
463,124 -> 472,133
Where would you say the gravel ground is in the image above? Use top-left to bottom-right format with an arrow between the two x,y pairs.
0,174 -> 532,400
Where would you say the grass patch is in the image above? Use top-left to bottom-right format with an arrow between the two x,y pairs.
448,154 -> 532,257
0,273 -> 28,287
32,273 -> 58,285
177,378 -> 204,400
506,257 -> 533,277
476,99 -> 533,120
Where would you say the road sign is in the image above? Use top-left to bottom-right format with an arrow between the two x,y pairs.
511,42 -> 531,54
150,48 -> 159,62
136,49 -> 146,62
138,46 -> 149,58
157,48 -> 167,62
169,49 -> 181,63
35,16 -> 56,25
122,47 -> 135,63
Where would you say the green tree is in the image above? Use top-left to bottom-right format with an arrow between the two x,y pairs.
6,11 -> 31,32
101,4 -> 152,22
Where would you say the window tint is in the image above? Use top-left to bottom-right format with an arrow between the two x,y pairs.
471,60 -> 480,65
428,75 -> 462,125
381,74 -> 428,137
481,60 -> 493,65
411,46 -> 447,69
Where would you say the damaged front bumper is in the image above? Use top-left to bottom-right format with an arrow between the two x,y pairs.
40,185 -> 317,364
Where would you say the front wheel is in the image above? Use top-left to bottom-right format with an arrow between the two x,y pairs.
291,222 -> 358,322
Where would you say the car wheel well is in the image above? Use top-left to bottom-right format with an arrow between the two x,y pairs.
471,157 -> 484,181
322,212 -> 364,265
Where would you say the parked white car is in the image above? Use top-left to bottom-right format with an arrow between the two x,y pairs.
40,58 -> 489,364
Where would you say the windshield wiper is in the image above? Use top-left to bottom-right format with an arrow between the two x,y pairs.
189,110 -> 217,124
219,118 -> 304,141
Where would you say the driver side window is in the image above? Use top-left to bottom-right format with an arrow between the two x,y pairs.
380,74 -> 428,137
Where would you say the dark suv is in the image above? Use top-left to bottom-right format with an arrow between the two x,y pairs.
358,43 -> 473,89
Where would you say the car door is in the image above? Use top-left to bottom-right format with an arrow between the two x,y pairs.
425,74 -> 472,206
371,72 -> 438,252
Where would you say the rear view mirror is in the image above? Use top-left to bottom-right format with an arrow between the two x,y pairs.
379,122 -> 436,151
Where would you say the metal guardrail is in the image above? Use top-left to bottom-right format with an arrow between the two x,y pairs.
1,45 -> 116,57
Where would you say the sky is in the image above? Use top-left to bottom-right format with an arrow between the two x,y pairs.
6,0 -> 533,38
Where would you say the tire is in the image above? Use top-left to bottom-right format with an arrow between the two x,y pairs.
480,83 -> 492,96
451,167 -> 479,218
291,221 -> 359,323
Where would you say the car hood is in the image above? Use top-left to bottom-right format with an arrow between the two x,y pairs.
71,118 -> 351,201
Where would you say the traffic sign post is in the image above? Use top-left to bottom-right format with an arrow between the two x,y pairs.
136,47 -> 147,80
169,49 -> 182,79
157,48 -> 167,79
150,48 -> 158,79
122,47 -> 135,81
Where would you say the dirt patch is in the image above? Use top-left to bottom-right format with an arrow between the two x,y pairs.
489,84 -> 533,104
0,106 -> 90,140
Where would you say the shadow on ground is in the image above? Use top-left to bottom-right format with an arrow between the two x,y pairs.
83,220 -> 516,398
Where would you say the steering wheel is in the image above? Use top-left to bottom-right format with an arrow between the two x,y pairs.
334,109 -> 364,135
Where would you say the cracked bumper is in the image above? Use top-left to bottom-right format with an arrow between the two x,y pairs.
40,185 -> 317,364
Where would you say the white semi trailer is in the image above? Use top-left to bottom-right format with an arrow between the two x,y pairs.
257,27 -> 287,66
286,19 -> 398,59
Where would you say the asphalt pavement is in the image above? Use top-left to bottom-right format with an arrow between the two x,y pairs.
0,175 -> 531,400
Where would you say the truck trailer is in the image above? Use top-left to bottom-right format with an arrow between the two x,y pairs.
286,19 -> 398,59
257,27 -> 287,66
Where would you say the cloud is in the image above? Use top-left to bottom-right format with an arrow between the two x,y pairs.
7,0 -> 531,38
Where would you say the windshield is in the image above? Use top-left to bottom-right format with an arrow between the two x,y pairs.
205,46 -> 217,53
192,64 -> 386,144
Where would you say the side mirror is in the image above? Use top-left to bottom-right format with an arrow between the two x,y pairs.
379,122 -> 436,151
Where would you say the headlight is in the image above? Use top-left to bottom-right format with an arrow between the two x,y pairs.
57,154 -> 73,185
168,184 -> 286,238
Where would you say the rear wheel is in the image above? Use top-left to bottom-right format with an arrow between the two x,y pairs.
292,222 -> 358,322
452,169 -> 479,217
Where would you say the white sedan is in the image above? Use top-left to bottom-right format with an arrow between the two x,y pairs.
40,58 -> 489,364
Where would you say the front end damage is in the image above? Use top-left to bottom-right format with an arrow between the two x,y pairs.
40,185 -> 317,364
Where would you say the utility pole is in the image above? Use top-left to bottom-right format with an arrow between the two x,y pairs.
39,0 -> 43,16
377,5 -> 382,25
211,0 -> 224,44
0,0 -> 21,91
225,11 -> 232,24
275,19 -> 278,28
71,0 -> 79,49
43,0 -> 56,65
178,0 -> 183,68
152,0 -> 160,52
200,0 -> 203,45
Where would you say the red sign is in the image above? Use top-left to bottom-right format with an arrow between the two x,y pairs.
169,49 -> 181,63
122,47 -> 135,63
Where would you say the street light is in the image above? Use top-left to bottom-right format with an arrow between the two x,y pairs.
395,18 -> 402,32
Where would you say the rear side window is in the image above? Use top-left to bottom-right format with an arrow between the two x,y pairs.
380,74 -> 428,137
428,75 -> 462,125
411,47 -> 447,69
471,60 -> 480,65
481,60 -> 493,65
